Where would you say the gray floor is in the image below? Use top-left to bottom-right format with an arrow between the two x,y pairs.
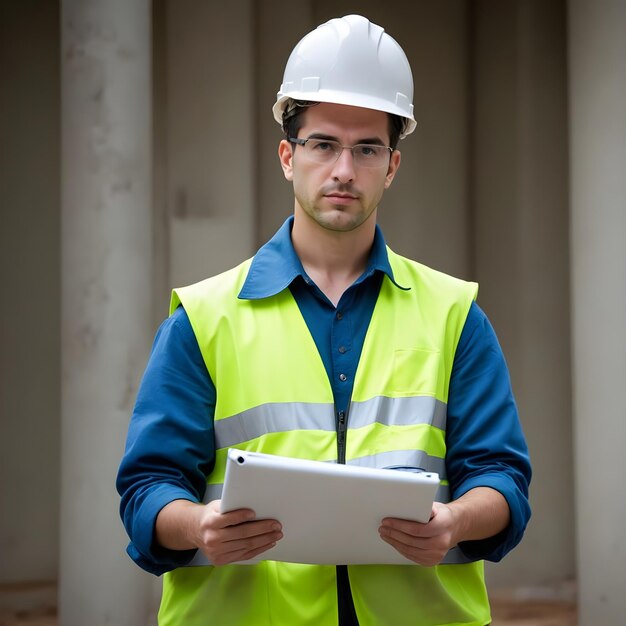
0,602 -> 577,626
0,583 -> 576,626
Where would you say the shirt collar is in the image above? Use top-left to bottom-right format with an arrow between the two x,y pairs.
238,216 -> 409,300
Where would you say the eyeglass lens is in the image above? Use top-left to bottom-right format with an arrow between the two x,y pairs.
303,139 -> 390,168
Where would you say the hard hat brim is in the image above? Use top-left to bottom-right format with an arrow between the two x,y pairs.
273,92 -> 416,139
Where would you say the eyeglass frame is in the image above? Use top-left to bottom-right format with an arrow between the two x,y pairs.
288,136 -> 394,168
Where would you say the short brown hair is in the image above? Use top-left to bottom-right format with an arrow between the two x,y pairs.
282,100 -> 405,150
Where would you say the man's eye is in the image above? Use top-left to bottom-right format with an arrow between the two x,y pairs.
357,145 -> 379,157
311,141 -> 334,151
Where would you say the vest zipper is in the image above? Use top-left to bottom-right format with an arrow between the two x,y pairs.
337,409 -> 347,464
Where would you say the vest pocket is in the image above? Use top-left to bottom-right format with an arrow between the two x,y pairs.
392,348 -> 441,395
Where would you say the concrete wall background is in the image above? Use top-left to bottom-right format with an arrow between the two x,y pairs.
58,1 -> 153,623
6,0 -> 624,623
163,0 -> 256,289
472,0 -> 574,588
0,0 -> 61,585
569,0 -> 626,622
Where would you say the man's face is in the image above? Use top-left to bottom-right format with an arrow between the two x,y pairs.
278,103 -> 402,233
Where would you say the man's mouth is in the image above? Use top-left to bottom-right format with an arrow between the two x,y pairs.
324,192 -> 358,204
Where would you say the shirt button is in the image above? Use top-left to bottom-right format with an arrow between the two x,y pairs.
339,373 -> 347,382
336,311 -> 343,320
338,346 -> 346,354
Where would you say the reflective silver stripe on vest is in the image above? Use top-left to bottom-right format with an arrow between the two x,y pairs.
435,484 -> 451,502
435,486 -> 476,564
188,551 -> 211,566
214,396 -> 447,450
188,483 -> 224,566
441,546 -> 474,564
214,402 -> 335,449
347,450 -> 447,482
349,396 -> 447,431
199,482 -> 223,505
189,545 -> 213,566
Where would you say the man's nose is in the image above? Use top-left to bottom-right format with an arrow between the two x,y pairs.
331,147 -> 356,183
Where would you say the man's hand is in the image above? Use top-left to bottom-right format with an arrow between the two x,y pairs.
155,499 -> 283,566
378,487 -> 510,566
193,500 -> 283,565
378,502 -> 455,566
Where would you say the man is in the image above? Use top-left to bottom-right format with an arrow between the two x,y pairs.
117,14 -> 531,626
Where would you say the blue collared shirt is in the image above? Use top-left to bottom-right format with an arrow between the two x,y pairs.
117,217 -> 531,575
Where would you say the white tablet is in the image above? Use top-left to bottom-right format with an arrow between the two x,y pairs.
218,448 -> 440,565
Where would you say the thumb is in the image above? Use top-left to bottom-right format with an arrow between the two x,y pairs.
430,502 -> 446,522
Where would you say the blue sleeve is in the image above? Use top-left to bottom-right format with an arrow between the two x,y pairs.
446,302 -> 532,562
116,306 -> 216,575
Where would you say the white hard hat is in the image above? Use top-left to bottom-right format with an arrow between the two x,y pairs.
273,15 -> 416,139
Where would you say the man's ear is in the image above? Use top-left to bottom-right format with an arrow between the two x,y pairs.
278,140 -> 294,181
384,150 -> 401,189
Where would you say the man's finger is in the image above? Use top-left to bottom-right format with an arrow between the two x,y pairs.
221,518 -> 282,540
210,533 -> 282,566
210,506 -> 256,529
379,534 -> 443,567
380,518 -> 430,537
379,526 -> 430,549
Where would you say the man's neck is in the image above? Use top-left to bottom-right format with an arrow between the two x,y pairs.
291,211 -> 376,307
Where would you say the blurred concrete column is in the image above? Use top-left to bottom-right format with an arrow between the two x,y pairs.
569,1 -> 626,624
473,0 -> 573,588
60,1 -> 152,625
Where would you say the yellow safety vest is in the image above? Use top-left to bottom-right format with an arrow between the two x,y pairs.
158,248 -> 490,626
